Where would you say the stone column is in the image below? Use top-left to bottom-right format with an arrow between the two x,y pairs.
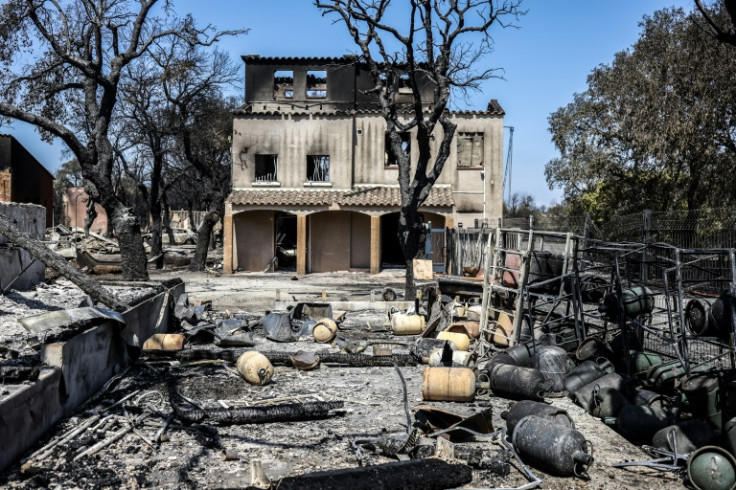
223,203 -> 233,274
297,215 -> 307,276
370,215 -> 381,275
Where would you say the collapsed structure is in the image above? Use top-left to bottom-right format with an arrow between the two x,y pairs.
225,55 -> 505,275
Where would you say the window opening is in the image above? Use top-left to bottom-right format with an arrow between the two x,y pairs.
255,154 -> 278,182
306,70 -> 327,98
385,132 -> 411,167
307,155 -> 330,182
457,132 -> 484,167
274,70 -> 294,99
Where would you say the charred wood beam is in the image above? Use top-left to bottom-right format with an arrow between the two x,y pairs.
0,212 -> 128,311
249,459 -> 473,490
171,398 -> 345,426
0,365 -> 40,383
146,348 -> 417,367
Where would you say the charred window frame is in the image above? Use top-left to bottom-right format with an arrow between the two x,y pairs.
398,73 -> 412,94
274,70 -> 294,99
385,132 -> 411,167
306,155 -> 330,182
255,154 -> 278,182
457,132 -> 484,168
306,70 -> 327,98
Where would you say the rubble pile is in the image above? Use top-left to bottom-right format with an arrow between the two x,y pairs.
1,228 -> 735,489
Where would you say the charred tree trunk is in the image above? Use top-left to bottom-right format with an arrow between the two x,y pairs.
171,398 -> 344,425
0,212 -> 128,311
187,200 -> 197,232
84,196 -> 97,237
262,460 -> 473,490
161,195 -> 177,245
188,209 -> 220,271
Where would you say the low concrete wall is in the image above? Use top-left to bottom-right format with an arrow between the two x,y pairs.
0,281 -> 184,472
0,202 -> 46,290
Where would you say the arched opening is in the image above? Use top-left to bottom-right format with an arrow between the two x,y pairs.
381,212 -> 448,269
380,212 -> 404,267
275,212 -> 297,271
308,211 -> 370,272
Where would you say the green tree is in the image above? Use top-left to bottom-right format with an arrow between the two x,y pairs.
546,7 -> 736,223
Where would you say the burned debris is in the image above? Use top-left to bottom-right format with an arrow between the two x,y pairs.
1,226 -> 736,489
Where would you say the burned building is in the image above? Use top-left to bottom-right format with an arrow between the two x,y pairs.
0,135 -> 54,227
225,56 -> 504,275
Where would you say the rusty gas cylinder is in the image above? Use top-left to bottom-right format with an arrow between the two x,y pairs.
437,331 -> 470,351
421,367 -> 475,402
142,333 -> 185,351
237,351 -> 274,386
312,318 -> 338,343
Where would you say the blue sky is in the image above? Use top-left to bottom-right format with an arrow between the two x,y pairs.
4,0 -> 694,207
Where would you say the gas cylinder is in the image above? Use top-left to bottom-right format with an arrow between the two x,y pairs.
312,318 -> 338,343
142,333 -> 185,351
421,367 -> 475,402
437,331 -> 470,351
237,351 -> 274,386
488,363 -> 551,401
512,415 -> 593,476
501,400 -> 574,434
390,313 -> 425,335
687,446 -> 736,490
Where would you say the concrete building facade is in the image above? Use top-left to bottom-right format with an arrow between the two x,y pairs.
225,56 -> 504,275
0,135 -> 54,227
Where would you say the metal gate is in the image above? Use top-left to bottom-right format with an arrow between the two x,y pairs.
428,228 -> 446,273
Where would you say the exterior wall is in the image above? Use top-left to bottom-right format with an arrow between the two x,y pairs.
0,136 -> 55,226
232,114 -> 354,189
0,169 -> 10,202
233,210 -> 274,272
62,187 -> 108,234
243,57 -> 435,112
0,203 -> 46,290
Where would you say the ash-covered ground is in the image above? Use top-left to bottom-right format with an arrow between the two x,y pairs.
0,270 -> 685,489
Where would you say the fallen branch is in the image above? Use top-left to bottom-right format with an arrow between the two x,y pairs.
146,348 -> 417,367
171,395 -> 344,426
258,459 -> 473,490
0,212 -> 128,311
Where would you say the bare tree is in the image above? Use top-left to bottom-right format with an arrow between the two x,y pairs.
316,0 -> 523,298
0,0 -> 241,280
695,0 -> 736,46
155,43 -> 237,271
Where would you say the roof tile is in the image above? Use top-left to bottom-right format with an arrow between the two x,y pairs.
227,185 -> 454,208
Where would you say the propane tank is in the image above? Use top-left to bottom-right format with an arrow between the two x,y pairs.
428,348 -> 472,367
681,373 -> 723,434
390,313 -> 425,335
488,363 -> 551,401
617,401 -> 675,444
505,343 -> 537,367
142,333 -> 185,351
572,373 -> 625,413
512,415 -> 593,476
237,351 -> 274,386
687,446 -> 736,490
437,331 -> 470,351
652,420 -> 715,454
447,321 -> 480,339
685,297 -> 719,336
534,345 -> 570,392
599,286 -> 655,320
312,318 -> 338,343
501,400 -> 574,434
421,367 -> 475,402
564,360 -> 606,394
